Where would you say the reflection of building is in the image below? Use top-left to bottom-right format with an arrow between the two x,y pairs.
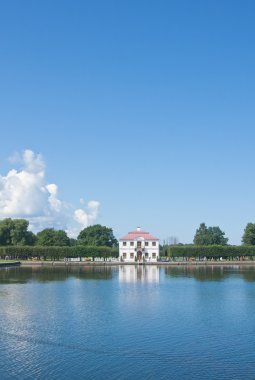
119,227 -> 160,263
119,265 -> 159,283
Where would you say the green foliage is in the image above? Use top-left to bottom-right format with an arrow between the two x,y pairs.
193,223 -> 228,245
161,245 -> 255,259
0,245 -> 119,260
0,219 -> 120,256
69,238 -> 77,246
0,218 -> 36,246
77,224 -> 118,247
0,218 -> 13,245
242,223 -> 255,245
36,228 -> 70,246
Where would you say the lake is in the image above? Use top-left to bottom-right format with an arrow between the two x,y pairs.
1,264 -> 255,379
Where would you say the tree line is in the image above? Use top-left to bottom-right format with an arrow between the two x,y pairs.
193,222 -> 255,246
0,246 -> 119,261
161,222 -> 255,260
0,219 -> 118,247
2,218 -> 255,261
0,219 -> 119,260
1,218 -> 255,248
161,245 -> 255,260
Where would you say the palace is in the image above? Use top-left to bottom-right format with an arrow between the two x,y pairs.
119,227 -> 160,263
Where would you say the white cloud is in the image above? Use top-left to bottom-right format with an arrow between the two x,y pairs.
46,184 -> 62,212
0,149 -> 100,236
74,200 -> 100,227
9,150 -> 45,173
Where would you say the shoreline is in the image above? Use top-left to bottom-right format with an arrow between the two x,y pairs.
18,260 -> 255,267
2,260 -> 255,267
0,261 -> 21,267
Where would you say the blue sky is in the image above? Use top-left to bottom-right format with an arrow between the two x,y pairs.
0,0 -> 255,243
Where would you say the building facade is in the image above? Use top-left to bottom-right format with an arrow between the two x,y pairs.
119,227 -> 160,263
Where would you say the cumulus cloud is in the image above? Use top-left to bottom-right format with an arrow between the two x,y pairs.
74,200 -> 100,227
9,150 -> 45,173
0,149 -> 100,236
46,184 -> 62,212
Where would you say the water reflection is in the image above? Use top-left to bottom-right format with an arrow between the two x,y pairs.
119,265 -> 159,283
2,264 -> 255,380
2,264 -> 255,284
0,265 -> 114,284
164,265 -> 255,282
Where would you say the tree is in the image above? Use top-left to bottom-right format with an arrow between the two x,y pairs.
163,236 -> 179,245
242,223 -> 255,245
25,231 -> 37,245
77,224 -> 118,247
69,238 -> 77,246
11,219 -> 37,245
193,223 -> 228,245
0,218 -> 36,246
193,223 -> 210,245
36,228 -> 70,246
0,218 -> 14,245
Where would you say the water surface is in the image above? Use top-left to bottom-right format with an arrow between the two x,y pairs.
1,265 -> 255,379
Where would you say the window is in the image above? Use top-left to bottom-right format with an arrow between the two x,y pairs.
123,253 -> 126,259
123,242 -> 126,246
130,252 -> 134,259
152,242 -> 156,246
137,241 -> 142,248
152,252 -> 156,258
145,252 -> 148,258
145,242 -> 148,246
130,242 -> 134,246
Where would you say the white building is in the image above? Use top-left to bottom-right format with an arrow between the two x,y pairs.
119,227 -> 160,263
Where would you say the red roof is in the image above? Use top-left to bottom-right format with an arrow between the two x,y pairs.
120,229 -> 159,241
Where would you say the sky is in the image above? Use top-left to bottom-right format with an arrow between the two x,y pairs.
0,0 -> 255,244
